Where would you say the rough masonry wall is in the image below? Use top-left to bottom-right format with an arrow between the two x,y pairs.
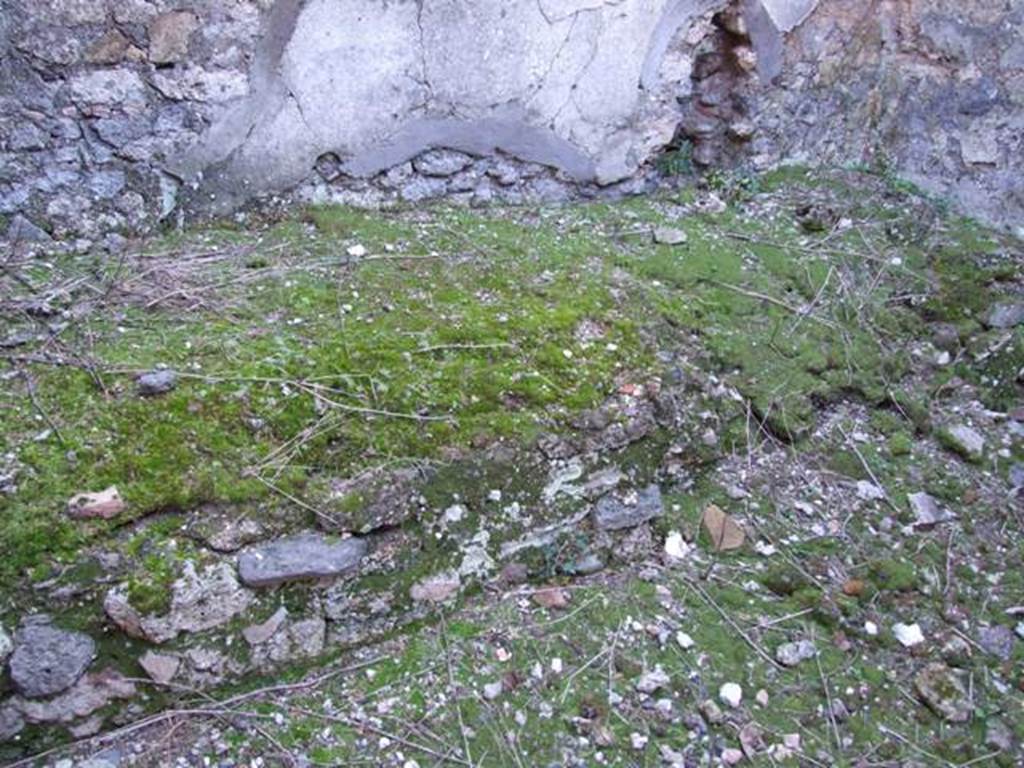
0,0 -> 1021,245
750,0 -> 1024,232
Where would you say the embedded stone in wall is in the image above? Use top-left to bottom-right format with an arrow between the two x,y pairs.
148,11 -> 199,65
103,561 -> 254,644
237,532 -> 368,587
961,129 -> 1000,166
68,70 -> 148,112
8,616 -> 96,699
85,30 -> 133,65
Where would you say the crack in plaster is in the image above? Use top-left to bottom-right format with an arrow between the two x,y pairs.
176,1 -> 822,215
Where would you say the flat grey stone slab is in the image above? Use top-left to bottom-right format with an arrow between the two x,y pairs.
237,532 -> 367,587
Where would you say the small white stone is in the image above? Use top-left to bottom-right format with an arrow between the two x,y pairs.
719,682 -> 743,708
864,621 -> 879,636
893,622 -> 925,647
754,540 -> 777,556
725,484 -> 749,500
630,732 -> 648,750
783,733 -> 801,750
675,631 -> 695,650
664,530 -> 691,560
487,489 -> 502,502
483,681 -> 503,700
755,689 -> 769,707
636,665 -> 671,694
551,657 -> 563,674
443,504 -> 466,524
722,747 -> 744,765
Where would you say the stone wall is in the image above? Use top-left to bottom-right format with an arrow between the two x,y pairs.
0,0 -> 1021,244
752,0 -> 1024,233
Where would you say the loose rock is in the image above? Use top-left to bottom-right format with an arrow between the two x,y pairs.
719,682 -> 743,708
856,481 -> 886,501
984,302 -> 1024,329
699,698 -> 724,723
894,622 -> 926,648
136,370 -> 178,396
481,680 -> 504,701
978,625 -> 1015,661
721,748 -> 744,766
6,214 -> 52,243
775,639 -> 816,667
319,465 -> 429,534
67,486 -> 126,520
251,616 -> 326,667
635,665 -> 671,694
943,424 -> 985,461
653,226 -> 688,245
664,530 -> 691,561
908,492 -> 951,527
701,504 -> 745,551
914,663 -> 971,722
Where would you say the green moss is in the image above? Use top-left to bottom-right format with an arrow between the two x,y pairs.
868,559 -> 919,593
1,173 -> 1021,759
125,554 -> 178,616
760,564 -> 812,597
887,431 -> 913,456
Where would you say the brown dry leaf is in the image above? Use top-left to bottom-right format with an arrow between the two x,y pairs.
701,504 -> 745,551
533,586 -> 570,609
842,578 -> 865,597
